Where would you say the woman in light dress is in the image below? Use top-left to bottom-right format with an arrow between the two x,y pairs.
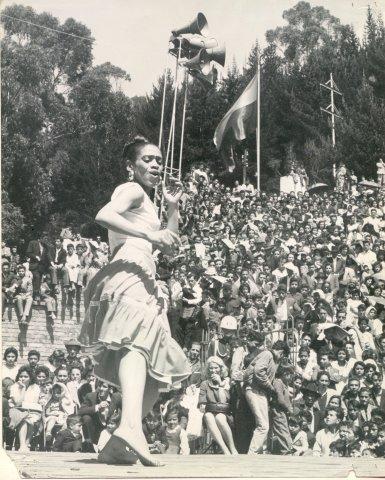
79,136 -> 190,466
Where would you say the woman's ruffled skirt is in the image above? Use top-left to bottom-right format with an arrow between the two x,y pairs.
79,244 -> 191,388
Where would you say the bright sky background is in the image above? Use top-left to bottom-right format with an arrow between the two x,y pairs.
2,0 -> 384,97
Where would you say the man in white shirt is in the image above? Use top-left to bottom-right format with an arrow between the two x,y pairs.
356,240 -> 377,267
313,408 -> 343,456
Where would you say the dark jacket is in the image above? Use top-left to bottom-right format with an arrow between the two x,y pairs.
78,391 -> 121,419
49,247 -> 67,266
26,240 -> 50,270
52,428 -> 82,452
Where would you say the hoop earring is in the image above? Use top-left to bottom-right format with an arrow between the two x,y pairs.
127,166 -> 134,181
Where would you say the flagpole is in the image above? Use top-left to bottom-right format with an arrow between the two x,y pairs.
256,50 -> 261,193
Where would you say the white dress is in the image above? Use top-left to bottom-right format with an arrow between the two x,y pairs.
80,183 -> 190,388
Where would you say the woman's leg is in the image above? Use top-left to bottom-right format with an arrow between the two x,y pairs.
24,296 -> 33,317
204,413 -> 231,454
215,414 -> 238,455
113,350 -> 163,466
45,417 -> 56,436
142,374 -> 160,419
18,421 -> 32,451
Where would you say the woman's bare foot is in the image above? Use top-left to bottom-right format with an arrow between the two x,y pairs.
114,428 -> 164,467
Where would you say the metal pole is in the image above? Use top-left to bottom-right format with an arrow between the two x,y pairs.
160,45 -> 181,217
178,70 -> 189,180
256,51 -> 261,192
158,66 -> 168,149
170,43 -> 182,175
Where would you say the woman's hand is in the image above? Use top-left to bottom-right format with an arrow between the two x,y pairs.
147,229 -> 181,252
162,178 -> 183,206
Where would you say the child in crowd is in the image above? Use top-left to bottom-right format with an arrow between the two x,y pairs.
44,383 -> 72,447
159,408 -> 190,455
96,414 -> 120,453
52,414 -> 83,452
288,416 -> 308,456
143,411 -> 164,454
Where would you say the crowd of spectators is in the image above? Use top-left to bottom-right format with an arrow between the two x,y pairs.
2,231 -> 109,323
2,163 -> 385,458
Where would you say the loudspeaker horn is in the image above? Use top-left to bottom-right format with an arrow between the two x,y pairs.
201,45 -> 226,68
171,12 -> 209,37
179,33 -> 218,49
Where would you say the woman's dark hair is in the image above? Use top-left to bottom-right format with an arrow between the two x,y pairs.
35,365 -> 50,379
69,363 -> 84,377
317,370 -> 331,382
15,365 -> 35,384
122,136 -> 151,164
4,346 -> 18,361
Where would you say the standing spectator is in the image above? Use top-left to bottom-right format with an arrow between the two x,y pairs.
26,236 -> 50,301
271,365 -> 294,454
244,340 -> 288,454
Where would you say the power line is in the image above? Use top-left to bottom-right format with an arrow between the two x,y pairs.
0,13 -> 95,43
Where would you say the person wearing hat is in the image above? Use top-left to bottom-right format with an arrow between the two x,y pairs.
293,383 -> 322,435
207,316 -> 238,370
244,340 -> 289,454
64,339 -> 83,368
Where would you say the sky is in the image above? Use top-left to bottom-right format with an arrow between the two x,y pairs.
2,0 -> 385,97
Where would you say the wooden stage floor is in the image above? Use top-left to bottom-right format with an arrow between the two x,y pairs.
4,451 -> 385,479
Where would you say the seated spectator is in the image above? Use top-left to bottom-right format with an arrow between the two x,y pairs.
44,382 -> 75,448
159,407 -> 190,455
143,411 -> 163,453
78,380 -> 121,451
96,413 -> 120,453
288,415 -> 308,456
54,366 -> 69,384
8,366 -> 43,452
198,356 -> 237,455
14,264 -> 33,324
64,243 -> 80,293
2,346 -> 19,381
26,236 -> 50,301
26,350 -> 41,375
64,339 -> 83,368
2,261 -> 17,318
49,238 -> 67,294
312,407 -> 344,456
66,364 -> 86,409
52,414 -> 83,452
46,349 -> 67,374
40,278 -> 57,323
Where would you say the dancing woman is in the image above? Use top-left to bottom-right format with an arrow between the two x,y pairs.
79,137 -> 191,466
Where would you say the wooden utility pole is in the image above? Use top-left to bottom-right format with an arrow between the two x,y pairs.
320,73 -> 342,179
256,50 -> 261,192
